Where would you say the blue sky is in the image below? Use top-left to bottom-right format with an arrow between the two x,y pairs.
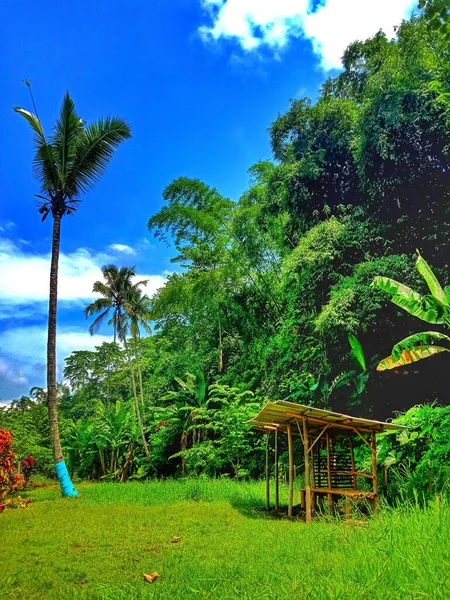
0,0 -> 417,400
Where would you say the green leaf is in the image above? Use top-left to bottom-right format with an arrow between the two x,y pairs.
391,331 -> 450,361
391,293 -> 445,324
416,251 -> 448,306
373,276 -> 421,301
377,345 -> 450,371
348,334 -> 366,372
384,451 -> 398,467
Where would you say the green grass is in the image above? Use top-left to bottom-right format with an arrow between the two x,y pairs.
1,480 -> 449,600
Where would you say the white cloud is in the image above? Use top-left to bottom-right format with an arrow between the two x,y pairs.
0,326 -> 113,401
109,243 -> 135,255
199,0 -> 417,70
0,237 -> 166,308
0,326 -> 112,366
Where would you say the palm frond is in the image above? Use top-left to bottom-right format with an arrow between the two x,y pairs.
88,308 -> 110,336
14,107 -> 59,192
51,92 -> 84,186
85,297 -> 113,318
92,281 -> 115,298
66,117 -> 132,195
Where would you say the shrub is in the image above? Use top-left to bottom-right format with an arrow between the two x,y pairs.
0,429 -> 24,504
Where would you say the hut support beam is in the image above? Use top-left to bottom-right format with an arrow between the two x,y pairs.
303,417 -> 312,523
349,435 -> 357,490
326,432 -> 333,514
274,429 -> 279,512
265,431 -> 270,511
371,432 -> 378,513
287,424 -> 294,518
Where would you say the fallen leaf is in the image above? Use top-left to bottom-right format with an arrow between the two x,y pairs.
143,572 -> 159,583
170,536 -> 181,543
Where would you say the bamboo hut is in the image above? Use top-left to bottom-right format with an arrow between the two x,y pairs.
247,401 -> 406,522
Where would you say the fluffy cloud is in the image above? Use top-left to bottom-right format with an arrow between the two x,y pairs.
199,0 -> 417,70
109,243 -> 135,255
0,327 -> 112,401
0,237 -> 165,309
0,236 -> 166,399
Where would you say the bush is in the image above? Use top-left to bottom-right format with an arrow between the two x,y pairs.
0,429 -> 24,504
376,404 -> 450,501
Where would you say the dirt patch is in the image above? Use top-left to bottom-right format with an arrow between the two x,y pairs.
142,545 -> 161,553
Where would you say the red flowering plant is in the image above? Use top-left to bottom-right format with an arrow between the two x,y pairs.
0,428 -> 24,511
22,455 -> 35,488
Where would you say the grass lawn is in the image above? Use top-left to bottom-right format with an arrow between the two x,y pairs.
1,479 -> 449,600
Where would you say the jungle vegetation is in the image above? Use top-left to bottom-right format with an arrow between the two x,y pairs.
2,8 -> 450,497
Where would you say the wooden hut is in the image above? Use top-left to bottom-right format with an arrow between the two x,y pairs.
246,400 -> 406,522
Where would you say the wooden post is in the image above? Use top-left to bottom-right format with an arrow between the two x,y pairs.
349,435 -> 357,489
274,429 -> 279,512
371,432 -> 378,513
287,424 -> 294,518
311,443 -> 316,488
326,432 -> 333,514
265,431 -> 270,511
303,418 -> 312,523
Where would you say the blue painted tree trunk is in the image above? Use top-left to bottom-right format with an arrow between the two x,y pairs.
55,462 -> 78,497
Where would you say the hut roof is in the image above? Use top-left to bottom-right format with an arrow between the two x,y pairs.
246,400 -> 406,435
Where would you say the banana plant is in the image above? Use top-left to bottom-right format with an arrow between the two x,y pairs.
373,251 -> 450,371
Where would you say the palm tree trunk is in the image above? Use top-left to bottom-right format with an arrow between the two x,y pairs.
133,337 -> 145,407
123,338 -> 153,468
48,212 -> 78,496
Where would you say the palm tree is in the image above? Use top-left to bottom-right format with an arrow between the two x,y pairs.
85,266 -> 154,468
15,90 -> 131,496
373,251 -> 450,370
124,287 -> 153,407
85,265 -> 147,343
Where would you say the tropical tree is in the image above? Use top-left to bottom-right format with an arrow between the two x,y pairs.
85,265 -> 147,343
85,265 -> 153,468
124,288 -> 153,406
161,372 -> 208,476
15,89 -> 131,495
373,252 -> 450,370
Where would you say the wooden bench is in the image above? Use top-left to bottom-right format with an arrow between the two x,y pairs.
299,488 -> 378,516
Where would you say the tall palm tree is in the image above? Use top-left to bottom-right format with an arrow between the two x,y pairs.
85,265 -> 147,343
15,90 -> 131,496
86,266 -> 154,468
124,287 -> 153,407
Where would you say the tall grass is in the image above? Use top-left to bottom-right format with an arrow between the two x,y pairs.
2,480 -> 449,599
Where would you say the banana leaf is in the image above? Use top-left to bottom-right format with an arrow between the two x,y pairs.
416,251 -> 449,306
377,345 -> 449,371
373,276 -> 421,300
391,331 -> 450,361
348,334 -> 366,372
391,293 -> 445,324
373,276 -> 447,323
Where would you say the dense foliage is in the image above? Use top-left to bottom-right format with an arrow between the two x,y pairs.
1,7 -> 449,491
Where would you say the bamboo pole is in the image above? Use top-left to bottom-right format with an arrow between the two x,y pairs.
371,432 -> 378,513
326,432 -> 333,514
349,435 -> 357,489
303,418 -> 312,523
287,424 -> 294,518
274,428 -> 279,512
266,431 -> 270,511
